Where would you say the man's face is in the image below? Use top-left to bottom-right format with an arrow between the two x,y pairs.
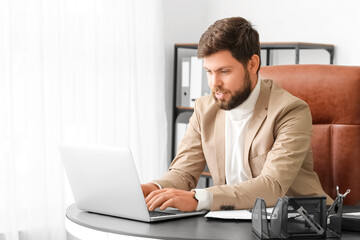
203,50 -> 252,110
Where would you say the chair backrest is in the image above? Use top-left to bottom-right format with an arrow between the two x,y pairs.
260,64 -> 360,206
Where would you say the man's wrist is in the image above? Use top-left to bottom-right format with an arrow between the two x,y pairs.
151,181 -> 162,190
192,189 -> 212,211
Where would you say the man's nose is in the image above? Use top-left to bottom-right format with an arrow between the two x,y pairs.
209,74 -> 222,90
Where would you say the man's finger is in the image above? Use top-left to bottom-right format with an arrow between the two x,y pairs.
148,193 -> 171,211
146,193 -> 163,210
159,198 -> 176,210
145,189 -> 165,203
146,190 -> 170,208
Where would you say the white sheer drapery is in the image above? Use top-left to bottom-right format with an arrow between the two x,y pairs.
0,0 -> 168,239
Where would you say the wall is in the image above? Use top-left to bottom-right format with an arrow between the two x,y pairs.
162,0 -> 209,161
206,0 -> 360,65
162,0 -> 360,162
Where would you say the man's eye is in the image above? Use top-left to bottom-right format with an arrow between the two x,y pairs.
221,70 -> 229,74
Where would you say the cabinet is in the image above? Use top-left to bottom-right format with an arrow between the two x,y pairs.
171,42 -> 334,186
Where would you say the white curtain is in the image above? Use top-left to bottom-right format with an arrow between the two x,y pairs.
0,0 -> 168,239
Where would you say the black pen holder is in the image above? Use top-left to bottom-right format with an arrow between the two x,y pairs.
252,196 -> 344,239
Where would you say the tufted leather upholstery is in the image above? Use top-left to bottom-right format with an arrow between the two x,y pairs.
260,65 -> 360,206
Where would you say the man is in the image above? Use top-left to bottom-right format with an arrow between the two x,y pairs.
142,17 -> 332,212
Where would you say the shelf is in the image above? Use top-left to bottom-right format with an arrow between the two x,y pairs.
176,106 -> 194,111
174,42 -> 335,66
174,43 -> 198,48
260,42 -> 334,65
260,42 -> 334,48
202,171 -> 211,176
201,171 -> 212,187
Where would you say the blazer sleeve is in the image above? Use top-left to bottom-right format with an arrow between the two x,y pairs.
154,101 -> 207,190
205,99 -> 313,211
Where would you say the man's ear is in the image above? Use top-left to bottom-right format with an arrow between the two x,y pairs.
247,54 -> 260,74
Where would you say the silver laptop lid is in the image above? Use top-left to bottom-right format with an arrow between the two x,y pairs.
59,145 -> 151,222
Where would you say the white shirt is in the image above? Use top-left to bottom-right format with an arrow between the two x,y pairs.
194,75 -> 261,210
225,76 -> 260,184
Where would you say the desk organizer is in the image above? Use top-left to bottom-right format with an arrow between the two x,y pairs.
252,187 -> 350,239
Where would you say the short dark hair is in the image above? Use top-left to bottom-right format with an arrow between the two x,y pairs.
198,17 -> 261,72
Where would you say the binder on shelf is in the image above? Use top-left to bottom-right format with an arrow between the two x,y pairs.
181,58 -> 190,107
201,71 -> 210,96
189,56 -> 203,107
175,123 -> 188,152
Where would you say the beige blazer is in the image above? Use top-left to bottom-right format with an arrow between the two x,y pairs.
155,79 -> 332,211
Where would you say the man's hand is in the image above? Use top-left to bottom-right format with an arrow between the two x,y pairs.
141,183 -> 160,197
145,188 -> 198,212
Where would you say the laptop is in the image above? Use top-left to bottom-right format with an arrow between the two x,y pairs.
59,144 -> 206,222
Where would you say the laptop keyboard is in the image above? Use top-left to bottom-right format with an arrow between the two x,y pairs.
150,210 -> 177,217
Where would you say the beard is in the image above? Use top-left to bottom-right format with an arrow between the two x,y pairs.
212,70 -> 252,111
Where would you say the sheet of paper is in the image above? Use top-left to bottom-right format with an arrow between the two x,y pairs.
205,207 -> 273,220
343,212 -> 360,216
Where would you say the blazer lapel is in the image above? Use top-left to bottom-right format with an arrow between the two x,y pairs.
243,80 -> 271,178
214,108 -> 226,185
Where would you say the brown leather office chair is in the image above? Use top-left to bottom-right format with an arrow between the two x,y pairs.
260,64 -> 360,206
